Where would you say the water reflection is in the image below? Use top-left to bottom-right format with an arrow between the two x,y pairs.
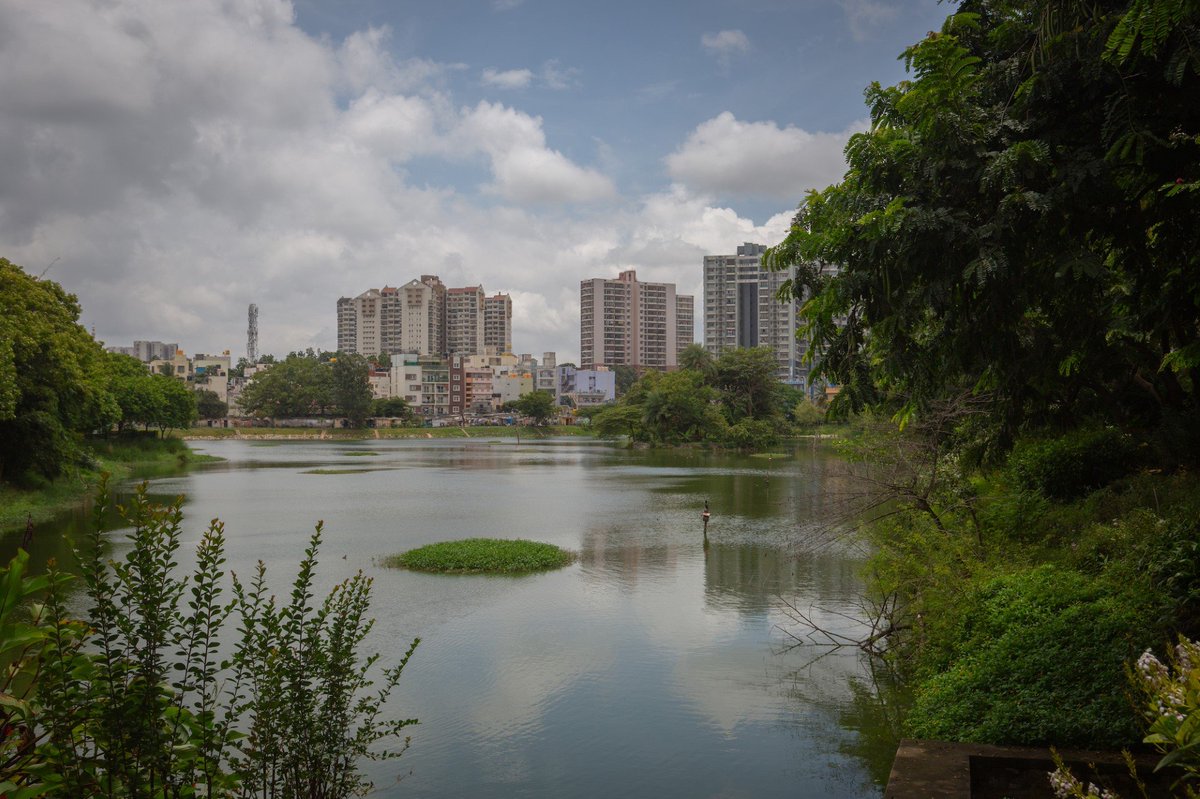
4,439 -> 893,798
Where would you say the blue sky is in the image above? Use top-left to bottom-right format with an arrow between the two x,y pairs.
0,0 -> 949,361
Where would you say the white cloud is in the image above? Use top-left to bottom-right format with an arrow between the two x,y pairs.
0,0 -> 791,367
839,0 -> 902,41
457,101 -> 616,203
665,112 -> 865,201
481,67 -> 534,90
701,29 -> 750,67
539,59 -> 579,90
480,61 -> 578,92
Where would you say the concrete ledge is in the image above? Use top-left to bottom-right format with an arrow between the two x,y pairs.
884,739 -> 1168,798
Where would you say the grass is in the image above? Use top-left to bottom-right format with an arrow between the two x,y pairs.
0,435 -> 223,533
384,538 -> 576,574
180,425 -> 590,440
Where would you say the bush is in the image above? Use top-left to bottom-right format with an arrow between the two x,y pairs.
12,477 -> 419,798
1008,428 -> 1137,501
723,418 -> 777,451
906,565 -> 1155,748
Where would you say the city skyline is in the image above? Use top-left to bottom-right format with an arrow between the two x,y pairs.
0,0 -> 948,364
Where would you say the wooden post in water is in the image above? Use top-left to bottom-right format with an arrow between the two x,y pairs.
701,499 -> 711,549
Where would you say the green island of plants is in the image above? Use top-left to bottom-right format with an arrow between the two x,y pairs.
385,538 -> 575,574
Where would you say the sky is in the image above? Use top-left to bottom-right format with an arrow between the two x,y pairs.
0,0 -> 949,364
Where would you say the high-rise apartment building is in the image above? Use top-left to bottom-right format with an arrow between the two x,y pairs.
703,242 -> 809,386
484,293 -> 513,354
338,275 -> 502,358
580,270 -> 692,370
338,289 -> 384,356
446,286 -> 485,356
675,295 -> 694,361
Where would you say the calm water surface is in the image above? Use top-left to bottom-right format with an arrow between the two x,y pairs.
10,438 -> 900,798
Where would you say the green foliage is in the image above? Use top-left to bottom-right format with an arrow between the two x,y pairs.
386,538 -> 575,574
612,365 -> 639,397
764,0 -> 1200,444
238,354 -> 335,419
906,566 -> 1154,748
511,390 -> 556,426
17,477 -> 419,798
722,418 -> 777,451
1008,428 -> 1137,500
0,549 -> 73,797
372,396 -> 415,422
642,370 -> 725,444
0,259 -> 114,483
791,399 -> 826,428
678,344 -> 715,379
713,347 -> 782,422
195,389 -> 228,420
330,353 -> 372,427
589,349 -> 788,449
590,403 -> 645,440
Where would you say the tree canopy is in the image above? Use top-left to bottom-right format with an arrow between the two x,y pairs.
511,390 -> 556,426
0,259 -> 116,481
238,352 -> 373,426
591,347 -> 790,448
766,0 -> 1200,451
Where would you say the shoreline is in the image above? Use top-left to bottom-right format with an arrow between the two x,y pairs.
0,438 -> 222,534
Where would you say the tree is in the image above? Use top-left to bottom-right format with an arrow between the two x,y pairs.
104,352 -> 159,432
369,352 -> 392,370
148,374 -> 197,436
641,370 -> 724,444
512,390 -> 556,426
331,353 -> 372,427
591,403 -> 645,440
238,355 -> 334,420
613,365 -> 639,397
678,344 -> 715,379
373,396 -> 415,422
713,347 -> 783,422
766,1 -> 1200,449
195,389 -> 228,420
0,259 -> 116,482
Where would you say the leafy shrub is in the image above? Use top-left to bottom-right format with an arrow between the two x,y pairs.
906,565 -> 1154,748
723,418 -> 777,451
11,477 -> 419,799
1008,428 -> 1137,500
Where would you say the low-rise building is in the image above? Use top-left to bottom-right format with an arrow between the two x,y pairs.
556,365 -> 615,408
493,372 -> 534,406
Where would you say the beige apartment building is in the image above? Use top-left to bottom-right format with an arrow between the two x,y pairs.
580,270 -> 693,370
337,274 -> 508,358
446,286 -> 485,356
484,293 -> 512,353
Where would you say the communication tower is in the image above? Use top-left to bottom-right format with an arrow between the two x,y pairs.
247,303 -> 259,363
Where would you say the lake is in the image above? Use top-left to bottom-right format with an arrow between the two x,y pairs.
9,437 -> 900,798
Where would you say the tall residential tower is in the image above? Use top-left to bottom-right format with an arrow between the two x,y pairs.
703,242 -> 808,387
579,270 -> 693,370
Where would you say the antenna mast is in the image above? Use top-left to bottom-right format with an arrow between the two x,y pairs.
247,303 -> 259,363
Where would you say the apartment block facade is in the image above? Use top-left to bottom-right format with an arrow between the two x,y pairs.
484,293 -> 512,354
703,242 -> 808,387
446,286 -> 485,356
579,270 -> 693,370
336,275 -> 510,359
